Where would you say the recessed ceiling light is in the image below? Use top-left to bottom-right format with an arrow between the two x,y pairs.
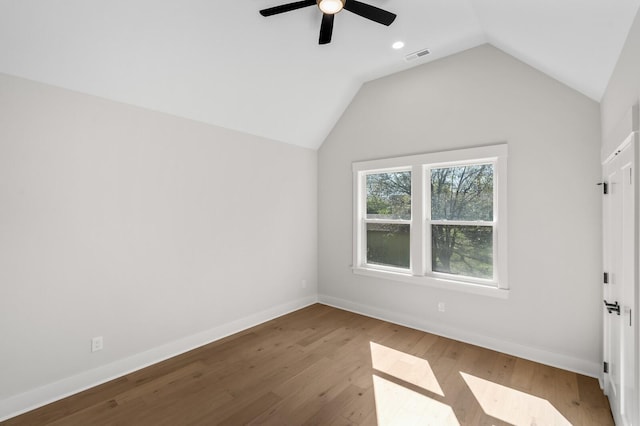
392,41 -> 405,50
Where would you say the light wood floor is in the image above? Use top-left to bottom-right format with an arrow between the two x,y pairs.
3,304 -> 613,425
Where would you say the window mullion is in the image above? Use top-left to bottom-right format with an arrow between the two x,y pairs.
424,165 -> 431,275
410,164 -> 423,275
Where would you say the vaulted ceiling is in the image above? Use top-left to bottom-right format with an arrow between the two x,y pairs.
1,0 -> 638,149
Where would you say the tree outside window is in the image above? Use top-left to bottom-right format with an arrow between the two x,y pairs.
430,164 -> 494,279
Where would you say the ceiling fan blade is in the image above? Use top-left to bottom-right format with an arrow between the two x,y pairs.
319,13 -> 334,44
343,0 -> 396,25
260,0 -> 316,17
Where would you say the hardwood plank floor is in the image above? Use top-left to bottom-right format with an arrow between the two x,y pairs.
3,304 -> 613,425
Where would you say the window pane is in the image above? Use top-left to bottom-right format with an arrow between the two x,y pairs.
431,164 -> 493,221
367,223 -> 410,268
367,171 -> 411,220
431,225 -> 493,279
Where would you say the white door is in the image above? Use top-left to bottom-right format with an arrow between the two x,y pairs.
603,134 -> 638,426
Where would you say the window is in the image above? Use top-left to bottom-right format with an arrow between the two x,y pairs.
366,170 -> 411,269
353,144 -> 508,297
429,164 -> 494,279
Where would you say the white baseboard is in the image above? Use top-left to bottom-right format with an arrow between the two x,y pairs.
0,295 -> 318,422
318,294 -> 601,380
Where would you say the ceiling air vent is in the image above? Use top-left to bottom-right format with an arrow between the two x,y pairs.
404,48 -> 431,62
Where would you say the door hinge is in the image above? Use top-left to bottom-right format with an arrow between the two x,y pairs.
604,361 -> 609,373
604,272 -> 609,284
597,182 -> 608,194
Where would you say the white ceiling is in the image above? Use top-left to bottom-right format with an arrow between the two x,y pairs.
1,0 -> 638,149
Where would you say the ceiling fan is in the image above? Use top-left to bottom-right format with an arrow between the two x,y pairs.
259,0 -> 397,45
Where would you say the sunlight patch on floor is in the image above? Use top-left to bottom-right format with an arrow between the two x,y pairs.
373,374 -> 460,426
460,371 -> 571,426
370,341 -> 445,396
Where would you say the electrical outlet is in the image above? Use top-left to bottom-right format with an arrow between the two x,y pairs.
301,279 -> 307,289
91,336 -> 103,352
438,302 -> 446,312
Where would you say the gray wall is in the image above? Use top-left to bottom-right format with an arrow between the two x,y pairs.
601,8 -> 640,156
318,44 -> 602,375
0,73 -> 317,417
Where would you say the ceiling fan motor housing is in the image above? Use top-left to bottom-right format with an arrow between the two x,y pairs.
317,0 -> 345,14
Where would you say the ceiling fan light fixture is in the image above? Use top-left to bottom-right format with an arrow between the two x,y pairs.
259,0 -> 397,46
317,0 -> 345,14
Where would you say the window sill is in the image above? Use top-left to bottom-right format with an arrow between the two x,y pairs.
352,267 -> 509,299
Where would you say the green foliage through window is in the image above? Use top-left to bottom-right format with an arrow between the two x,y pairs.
431,164 -> 493,221
366,172 -> 411,220
431,225 -> 493,279
367,223 -> 410,268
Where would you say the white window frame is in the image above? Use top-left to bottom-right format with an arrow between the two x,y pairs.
358,166 -> 413,274
352,144 -> 508,298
